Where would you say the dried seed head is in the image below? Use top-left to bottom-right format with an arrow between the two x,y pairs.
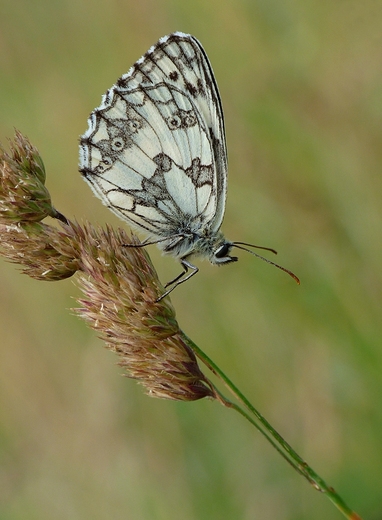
0,132 -> 79,279
0,221 -> 79,280
0,131 -> 214,401
0,130 -> 58,223
75,223 -> 214,401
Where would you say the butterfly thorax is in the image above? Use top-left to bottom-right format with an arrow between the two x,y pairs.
158,226 -> 237,266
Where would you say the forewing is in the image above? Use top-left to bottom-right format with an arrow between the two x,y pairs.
80,32 -> 227,237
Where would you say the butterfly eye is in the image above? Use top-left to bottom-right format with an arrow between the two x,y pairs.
167,114 -> 181,130
215,243 -> 231,258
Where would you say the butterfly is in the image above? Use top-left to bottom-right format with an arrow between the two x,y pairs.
79,32 -> 299,299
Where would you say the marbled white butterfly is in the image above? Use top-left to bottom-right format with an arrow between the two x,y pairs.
79,32 -> 299,299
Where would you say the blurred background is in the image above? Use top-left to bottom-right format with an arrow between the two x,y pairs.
1,1 -> 381,518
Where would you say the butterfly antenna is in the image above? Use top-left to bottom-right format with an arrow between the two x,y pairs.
233,241 -> 278,255
232,243 -> 300,284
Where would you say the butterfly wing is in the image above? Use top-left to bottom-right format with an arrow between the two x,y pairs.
80,33 -> 227,241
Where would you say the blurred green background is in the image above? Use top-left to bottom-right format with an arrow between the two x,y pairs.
1,1 -> 381,518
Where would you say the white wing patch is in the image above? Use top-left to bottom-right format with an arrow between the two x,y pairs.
80,32 -> 227,247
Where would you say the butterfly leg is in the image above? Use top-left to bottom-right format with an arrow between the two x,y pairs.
123,234 -> 185,249
157,259 -> 199,301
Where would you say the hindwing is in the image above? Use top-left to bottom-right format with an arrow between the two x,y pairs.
79,32 -> 227,238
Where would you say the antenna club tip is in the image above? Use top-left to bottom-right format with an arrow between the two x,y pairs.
282,268 -> 300,285
290,273 -> 301,285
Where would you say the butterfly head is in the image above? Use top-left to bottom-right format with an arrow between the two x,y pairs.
181,230 -> 237,265
210,239 -> 238,265
209,238 -> 300,284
